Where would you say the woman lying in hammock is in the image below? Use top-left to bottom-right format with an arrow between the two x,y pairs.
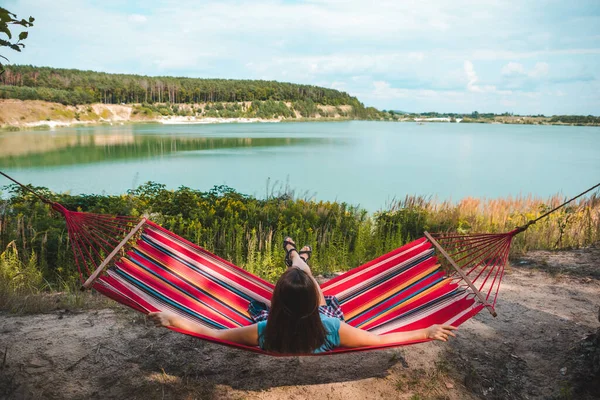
148,237 -> 457,354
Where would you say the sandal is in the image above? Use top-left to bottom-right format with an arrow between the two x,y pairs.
298,246 -> 312,263
283,237 -> 298,267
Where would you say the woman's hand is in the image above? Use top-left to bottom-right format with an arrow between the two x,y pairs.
147,311 -> 258,347
147,311 -> 174,328
425,325 -> 457,342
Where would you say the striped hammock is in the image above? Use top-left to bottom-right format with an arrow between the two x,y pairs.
1,171 -> 594,356
51,202 -> 520,356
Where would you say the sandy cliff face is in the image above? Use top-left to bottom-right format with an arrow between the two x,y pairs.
0,100 -> 353,128
0,100 -> 154,127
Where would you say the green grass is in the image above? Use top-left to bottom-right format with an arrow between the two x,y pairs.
50,108 -> 76,119
0,240 -> 115,313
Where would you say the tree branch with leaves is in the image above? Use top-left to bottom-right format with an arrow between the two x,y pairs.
0,7 -> 34,74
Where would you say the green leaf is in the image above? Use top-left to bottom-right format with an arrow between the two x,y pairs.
0,22 -> 11,39
0,8 -> 16,22
18,31 -> 28,40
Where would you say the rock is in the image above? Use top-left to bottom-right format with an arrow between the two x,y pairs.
560,367 -> 567,375
28,358 -> 46,368
445,381 -> 454,389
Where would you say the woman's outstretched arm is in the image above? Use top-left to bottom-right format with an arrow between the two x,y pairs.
148,311 -> 259,347
338,322 -> 457,348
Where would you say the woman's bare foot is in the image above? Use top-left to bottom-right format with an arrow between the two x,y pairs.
283,237 -> 298,267
299,245 -> 312,263
283,238 -> 311,262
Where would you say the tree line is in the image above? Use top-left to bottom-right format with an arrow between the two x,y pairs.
0,64 -> 362,107
549,115 -> 600,125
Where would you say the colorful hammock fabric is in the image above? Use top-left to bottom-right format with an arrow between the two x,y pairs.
49,202 -> 521,356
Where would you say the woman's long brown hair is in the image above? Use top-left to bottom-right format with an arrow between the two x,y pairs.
263,268 -> 326,354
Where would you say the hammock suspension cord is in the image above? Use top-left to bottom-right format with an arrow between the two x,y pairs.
0,170 -> 54,205
514,181 -> 600,233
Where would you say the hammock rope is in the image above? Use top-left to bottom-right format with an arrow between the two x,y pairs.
513,181 -> 600,233
1,170 -> 598,356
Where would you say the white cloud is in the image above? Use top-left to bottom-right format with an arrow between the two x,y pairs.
529,62 -> 549,78
331,81 -> 347,90
351,75 -> 370,82
501,99 -> 517,107
128,14 -> 147,23
372,81 -> 410,99
464,60 -> 479,91
408,52 -> 425,62
148,0 -> 459,43
471,48 -> 600,61
244,52 -> 435,81
501,61 -> 548,78
369,81 -> 462,100
501,62 -> 526,76
464,60 -> 497,93
464,61 -> 516,95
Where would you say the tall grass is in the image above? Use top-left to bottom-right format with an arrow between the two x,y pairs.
0,240 -> 45,307
1,182 -> 598,301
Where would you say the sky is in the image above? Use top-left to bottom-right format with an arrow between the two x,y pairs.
4,0 -> 600,115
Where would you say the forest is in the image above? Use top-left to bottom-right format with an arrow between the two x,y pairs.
0,65 -> 362,107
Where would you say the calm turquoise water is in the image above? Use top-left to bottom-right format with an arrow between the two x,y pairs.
1,121 -> 599,211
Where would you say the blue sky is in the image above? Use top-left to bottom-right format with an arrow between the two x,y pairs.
4,0 -> 600,115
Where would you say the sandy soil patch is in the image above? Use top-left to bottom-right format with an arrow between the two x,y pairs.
1,247 -> 598,399
90,104 -> 133,122
517,243 -> 600,279
0,99 -> 135,127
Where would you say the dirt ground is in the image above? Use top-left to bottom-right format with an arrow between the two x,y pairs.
1,247 -> 599,400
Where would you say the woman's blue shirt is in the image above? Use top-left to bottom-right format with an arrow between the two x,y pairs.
256,315 -> 341,353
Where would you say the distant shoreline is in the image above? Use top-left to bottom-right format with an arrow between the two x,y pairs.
4,117 -> 599,131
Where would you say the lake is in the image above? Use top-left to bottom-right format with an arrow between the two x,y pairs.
1,121 -> 598,211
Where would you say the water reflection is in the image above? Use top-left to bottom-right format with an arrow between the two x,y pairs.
0,126 -> 327,168
2,122 -> 598,211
